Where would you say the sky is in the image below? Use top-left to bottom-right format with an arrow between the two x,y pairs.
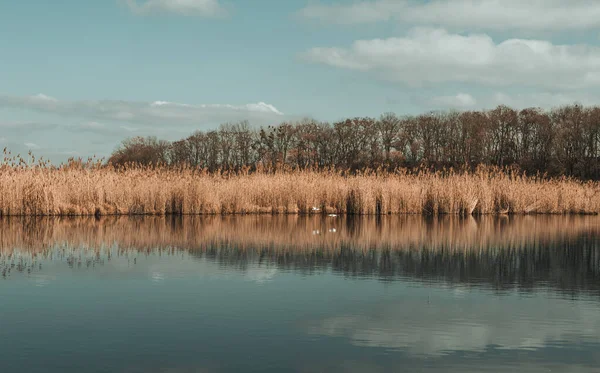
2,0 -> 600,162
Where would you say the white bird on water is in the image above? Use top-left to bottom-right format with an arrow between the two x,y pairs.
311,206 -> 320,212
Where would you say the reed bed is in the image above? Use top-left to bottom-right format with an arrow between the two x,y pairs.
0,162 -> 598,216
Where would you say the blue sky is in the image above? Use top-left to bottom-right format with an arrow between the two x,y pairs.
2,0 -> 600,161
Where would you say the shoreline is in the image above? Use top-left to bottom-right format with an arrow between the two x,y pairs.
0,211 -> 599,217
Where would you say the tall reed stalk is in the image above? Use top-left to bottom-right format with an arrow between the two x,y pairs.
0,156 -> 598,216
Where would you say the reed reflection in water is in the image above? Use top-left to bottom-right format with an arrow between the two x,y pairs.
2,215 -> 600,373
1,215 -> 599,295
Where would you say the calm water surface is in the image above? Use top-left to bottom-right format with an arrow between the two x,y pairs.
1,215 -> 599,373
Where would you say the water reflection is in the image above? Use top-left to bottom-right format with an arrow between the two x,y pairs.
307,294 -> 600,356
2,215 -> 599,295
2,216 -> 600,372
2,215 -> 599,252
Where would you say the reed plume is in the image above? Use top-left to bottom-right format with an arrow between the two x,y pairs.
0,155 -> 598,217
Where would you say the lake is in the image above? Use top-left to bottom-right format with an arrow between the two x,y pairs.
1,215 -> 599,373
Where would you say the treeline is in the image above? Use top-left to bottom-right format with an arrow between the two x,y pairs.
108,104 -> 600,179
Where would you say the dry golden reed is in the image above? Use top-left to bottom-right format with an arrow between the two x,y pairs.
0,161 -> 598,216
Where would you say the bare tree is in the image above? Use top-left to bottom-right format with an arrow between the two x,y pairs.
106,104 -> 600,179
379,112 -> 401,162
109,136 -> 170,166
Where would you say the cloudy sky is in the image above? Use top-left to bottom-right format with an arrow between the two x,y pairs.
2,0 -> 600,161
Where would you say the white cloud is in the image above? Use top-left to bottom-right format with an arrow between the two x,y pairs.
239,102 -> 284,115
24,142 -> 41,150
33,93 -> 58,102
489,92 -> 599,109
0,94 -> 290,163
69,121 -> 141,137
80,121 -> 105,130
125,0 -> 226,17
303,28 -> 600,89
426,93 -> 477,108
0,93 -> 287,128
150,100 -> 284,115
414,91 -> 600,111
298,0 -> 600,31
121,126 -> 139,132
0,121 -> 58,131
